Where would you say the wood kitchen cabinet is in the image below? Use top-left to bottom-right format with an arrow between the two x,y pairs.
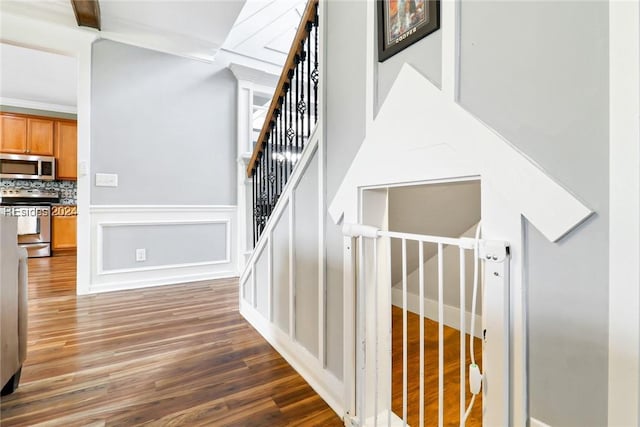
52,214 -> 77,251
0,114 -> 27,153
0,113 -> 54,155
28,118 -> 54,155
55,121 -> 77,180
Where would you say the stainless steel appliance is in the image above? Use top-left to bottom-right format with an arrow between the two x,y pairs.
1,189 -> 60,257
0,154 -> 56,181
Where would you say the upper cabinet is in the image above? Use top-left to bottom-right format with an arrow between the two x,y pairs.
0,113 -> 77,180
0,114 -> 27,153
0,113 -> 54,156
27,118 -> 55,155
55,121 -> 77,180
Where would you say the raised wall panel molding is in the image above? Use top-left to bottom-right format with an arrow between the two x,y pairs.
96,219 -> 232,276
90,205 -> 237,294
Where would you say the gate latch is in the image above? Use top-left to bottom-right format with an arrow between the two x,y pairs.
479,240 -> 510,263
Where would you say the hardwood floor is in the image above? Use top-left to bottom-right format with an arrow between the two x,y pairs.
0,254 -> 342,426
391,307 -> 483,426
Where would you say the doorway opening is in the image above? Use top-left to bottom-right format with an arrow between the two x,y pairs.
387,180 -> 482,426
0,42 -> 79,298
351,178 -> 491,426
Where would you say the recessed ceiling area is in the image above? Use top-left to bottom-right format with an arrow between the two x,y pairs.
0,0 -> 247,62
0,43 -> 78,112
222,0 -> 306,66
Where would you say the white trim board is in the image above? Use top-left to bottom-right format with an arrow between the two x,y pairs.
391,288 -> 482,339
0,97 -> 76,114
240,300 -> 345,420
530,417 -> 552,427
90,205 -> 236,213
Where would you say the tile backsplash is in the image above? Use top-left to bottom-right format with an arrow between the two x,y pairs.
1,179 -> 77,205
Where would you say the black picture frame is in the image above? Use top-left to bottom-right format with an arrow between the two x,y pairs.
377,0 -> 440,62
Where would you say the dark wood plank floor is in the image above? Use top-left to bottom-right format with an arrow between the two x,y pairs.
391,307 -> 483,426
0,254 -> 342,426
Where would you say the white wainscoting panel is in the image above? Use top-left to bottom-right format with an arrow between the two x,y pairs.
89,205 -> 237,293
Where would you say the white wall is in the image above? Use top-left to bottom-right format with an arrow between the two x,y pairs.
0,42 -> 77,113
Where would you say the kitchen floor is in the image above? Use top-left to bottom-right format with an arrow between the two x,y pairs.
1,253 -> 341,426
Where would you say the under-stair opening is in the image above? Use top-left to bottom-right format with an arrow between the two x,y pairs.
345,178 -> 508,427
388,180 -> 482,426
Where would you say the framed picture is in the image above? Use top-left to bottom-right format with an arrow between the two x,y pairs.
377,0 -> 440,62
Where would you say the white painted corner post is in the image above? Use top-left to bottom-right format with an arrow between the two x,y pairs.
75,40 -> 94,296
234,78 -> 254,274
608,0 -> 640,425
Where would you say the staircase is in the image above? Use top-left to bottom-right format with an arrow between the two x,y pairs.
246,0 -> 319,247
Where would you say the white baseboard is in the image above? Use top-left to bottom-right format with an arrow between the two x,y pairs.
240,300 -> 345,420
530,417 -> 552,427
391,287 -> 482,338
87,271 -> 237,294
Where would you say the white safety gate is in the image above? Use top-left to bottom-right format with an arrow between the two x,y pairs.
342,223 -> 511,427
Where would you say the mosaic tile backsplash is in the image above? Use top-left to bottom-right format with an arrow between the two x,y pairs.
1,179 -> 77,205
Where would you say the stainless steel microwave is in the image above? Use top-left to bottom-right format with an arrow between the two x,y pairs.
0,153 -> 56,180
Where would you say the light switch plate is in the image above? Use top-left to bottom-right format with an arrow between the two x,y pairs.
95,173 -> 118,187
78,161 -> 88,177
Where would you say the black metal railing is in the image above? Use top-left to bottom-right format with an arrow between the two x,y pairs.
247,0 -> 319,246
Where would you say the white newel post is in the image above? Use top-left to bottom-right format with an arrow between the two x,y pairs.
235,79 -> 253,273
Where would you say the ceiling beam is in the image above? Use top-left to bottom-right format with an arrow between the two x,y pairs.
70,0 -> 101,31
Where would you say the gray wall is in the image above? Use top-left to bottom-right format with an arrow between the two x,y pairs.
375,9 -> 441,111
388,181 -> 481,284
102,223 -> 227,271
255,244 -> 269,318
325,0 -> 369,379
322,0 -> 609,423
458,2 -> 609,425
91,40 -> 236,206
272,204 -> 290,333
294,152 -> 319,356
389,182 -> 481,312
